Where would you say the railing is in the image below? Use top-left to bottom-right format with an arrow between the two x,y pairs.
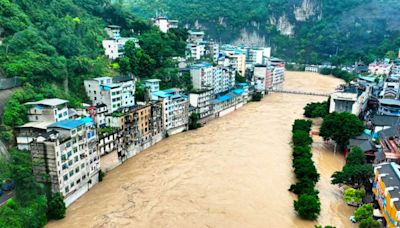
267,89 -> 330,97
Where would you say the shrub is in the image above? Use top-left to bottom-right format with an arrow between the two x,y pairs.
292,130 -> 313,147
294,194 -> 321,220
47,193 -> 66,220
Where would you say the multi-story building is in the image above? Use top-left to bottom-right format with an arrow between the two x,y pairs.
220,47 -> 247,76
144,79 -> 161,93
25,99 -> 69,123
189,88 -> 214,122
378,99 -> 400,117
369,62 -> 393,75
152,16 -> 178,33
329,85 -> 370,117
380,78 -> 400,99
272,65 -> 285,90
84,76 -> 135,114
213,67 -> 235,94
187,30 -> 205,43
191,62 -> 214,90
254,64 -> 273,92
373,162 -> 400,228
187,42 -> 206,60
191,63 -> 235,95
152,89 -> 189,135
246,47 -> 271,65
102,26 -> 139,60
29,117 -> 99,206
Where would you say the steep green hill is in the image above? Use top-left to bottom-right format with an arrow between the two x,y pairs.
0,0 -> 189,145
126,0 -> 400,64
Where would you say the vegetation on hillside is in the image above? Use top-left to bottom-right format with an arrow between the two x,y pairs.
0,0 -> 191,145
126,0 -> 400,65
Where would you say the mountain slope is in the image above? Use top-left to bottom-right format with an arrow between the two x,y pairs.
126,0 -> 400,64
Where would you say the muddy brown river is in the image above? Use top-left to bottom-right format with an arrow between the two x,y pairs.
48,72 -> 355,228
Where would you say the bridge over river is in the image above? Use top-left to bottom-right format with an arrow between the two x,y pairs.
267,89 -> 331,97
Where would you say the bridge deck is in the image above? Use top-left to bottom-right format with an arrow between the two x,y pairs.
267,89 -> 330,97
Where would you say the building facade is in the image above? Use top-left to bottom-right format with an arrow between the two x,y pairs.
30,117 -> 100,207
84,76 -> 136,114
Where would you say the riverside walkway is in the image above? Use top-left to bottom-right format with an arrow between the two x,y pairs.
267,89 -> 331,97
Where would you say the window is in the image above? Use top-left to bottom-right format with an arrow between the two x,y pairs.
69,170 -> 74,177
68,160 -> 73,166
70,182 -> 74,188
67,151 -> 72,157
74,156 -> 78,162
63,174 -> 68,181
65,187 -> 69,193
73,147 -> 78,153
61,154 -> 67,161
75,167 -> 80,173
62,164 -> 68,170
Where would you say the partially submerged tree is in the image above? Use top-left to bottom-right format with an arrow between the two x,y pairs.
320,112 -> 364,151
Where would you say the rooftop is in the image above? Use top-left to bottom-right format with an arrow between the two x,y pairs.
18,121 -> 53,130
376,162 -> 400,210
144,79 -> 162,83
372,115 -> 400,127
379,99 -> 400,106
24,98 -> 68,107
48,117 -> 94,130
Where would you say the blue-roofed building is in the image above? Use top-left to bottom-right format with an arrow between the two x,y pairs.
211,88 -> 247,118
30,116 -> 100,207
152,88 -> 189,135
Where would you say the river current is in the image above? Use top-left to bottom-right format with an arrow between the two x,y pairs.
48,72 -> 355,228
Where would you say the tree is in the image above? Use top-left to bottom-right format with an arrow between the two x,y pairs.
189,112 -> 201,130
292,119 -> 312,133
47,193 -> 66,220
354,204 -> 373,222
346,146 -> 366,165
343,188 -> 365,205
320,112 -> 364,151
294,194 -> 321,220
331,146 -> 373,187
359,217 -> 380,228
292,130 -> 313,147
289,178 -> 318,195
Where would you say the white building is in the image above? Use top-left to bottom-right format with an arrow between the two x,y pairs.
254,64 -> 273,91
329,85 -> 370,116
189,88 -> 214,121
144,79 -> 161,93
25,99 -> 70,123
84,76 -> 136,114
152,89 -> 189,135
102,37 -> 139,60
152,16 -> 178,33
102,25 -> 139,60
30,117 -> 100,207
221,48 -> 247,76
380,78 -> 400,99
213,67 -> 235,94
191,63 -> 235,95
246,47 -> 271,65
187,43 -> 206,60
191,62 -> 214,90
187,30 -> 205,43
272,66 -> 285,90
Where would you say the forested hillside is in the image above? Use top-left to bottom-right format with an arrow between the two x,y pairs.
126,0 -> 400,64
0,0 -> 189,145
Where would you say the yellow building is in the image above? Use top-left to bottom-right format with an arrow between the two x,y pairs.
373,162 -> 400,228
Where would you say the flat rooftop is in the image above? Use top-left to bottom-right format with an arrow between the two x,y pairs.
25,98 -> 68,107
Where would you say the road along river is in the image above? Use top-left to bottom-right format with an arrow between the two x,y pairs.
48,72 -> 355,228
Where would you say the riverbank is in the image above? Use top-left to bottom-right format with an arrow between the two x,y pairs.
47,72 -> 352,227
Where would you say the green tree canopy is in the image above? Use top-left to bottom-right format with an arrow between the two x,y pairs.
320,112 -> 364,151
294,194 -> 321,220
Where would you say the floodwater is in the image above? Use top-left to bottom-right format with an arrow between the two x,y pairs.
48,72 -> 355,228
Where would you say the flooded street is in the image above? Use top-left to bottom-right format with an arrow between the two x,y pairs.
48,72 -> 355,228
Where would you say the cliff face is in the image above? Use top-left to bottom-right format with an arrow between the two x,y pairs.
127,0 -> 400,62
